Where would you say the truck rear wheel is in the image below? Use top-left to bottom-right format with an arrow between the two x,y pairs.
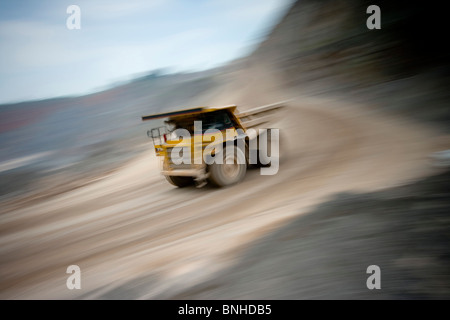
208,146 -> 247,187
165,175 -> 193,188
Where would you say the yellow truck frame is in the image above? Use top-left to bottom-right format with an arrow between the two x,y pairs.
141,103 -> 283,188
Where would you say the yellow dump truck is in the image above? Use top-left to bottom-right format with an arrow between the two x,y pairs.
141,103 -> 283,188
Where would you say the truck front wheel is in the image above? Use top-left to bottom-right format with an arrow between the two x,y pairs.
165,175 -> 194,188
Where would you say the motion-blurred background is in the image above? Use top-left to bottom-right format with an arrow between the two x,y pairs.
1,0 -> 449,299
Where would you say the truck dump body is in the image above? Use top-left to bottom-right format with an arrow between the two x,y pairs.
141,107 -> 204,121
142,106 -> 238,122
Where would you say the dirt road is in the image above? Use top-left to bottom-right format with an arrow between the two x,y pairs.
0,98 -> 442,299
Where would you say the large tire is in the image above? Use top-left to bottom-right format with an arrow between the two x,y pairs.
165,175 -> 193,188
208,146 -> 247,187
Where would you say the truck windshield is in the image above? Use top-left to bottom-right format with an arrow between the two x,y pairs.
169,110 -> 234,134
201,111 -> 233,132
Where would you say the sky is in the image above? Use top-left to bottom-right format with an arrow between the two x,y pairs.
0,0 -> 292,104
